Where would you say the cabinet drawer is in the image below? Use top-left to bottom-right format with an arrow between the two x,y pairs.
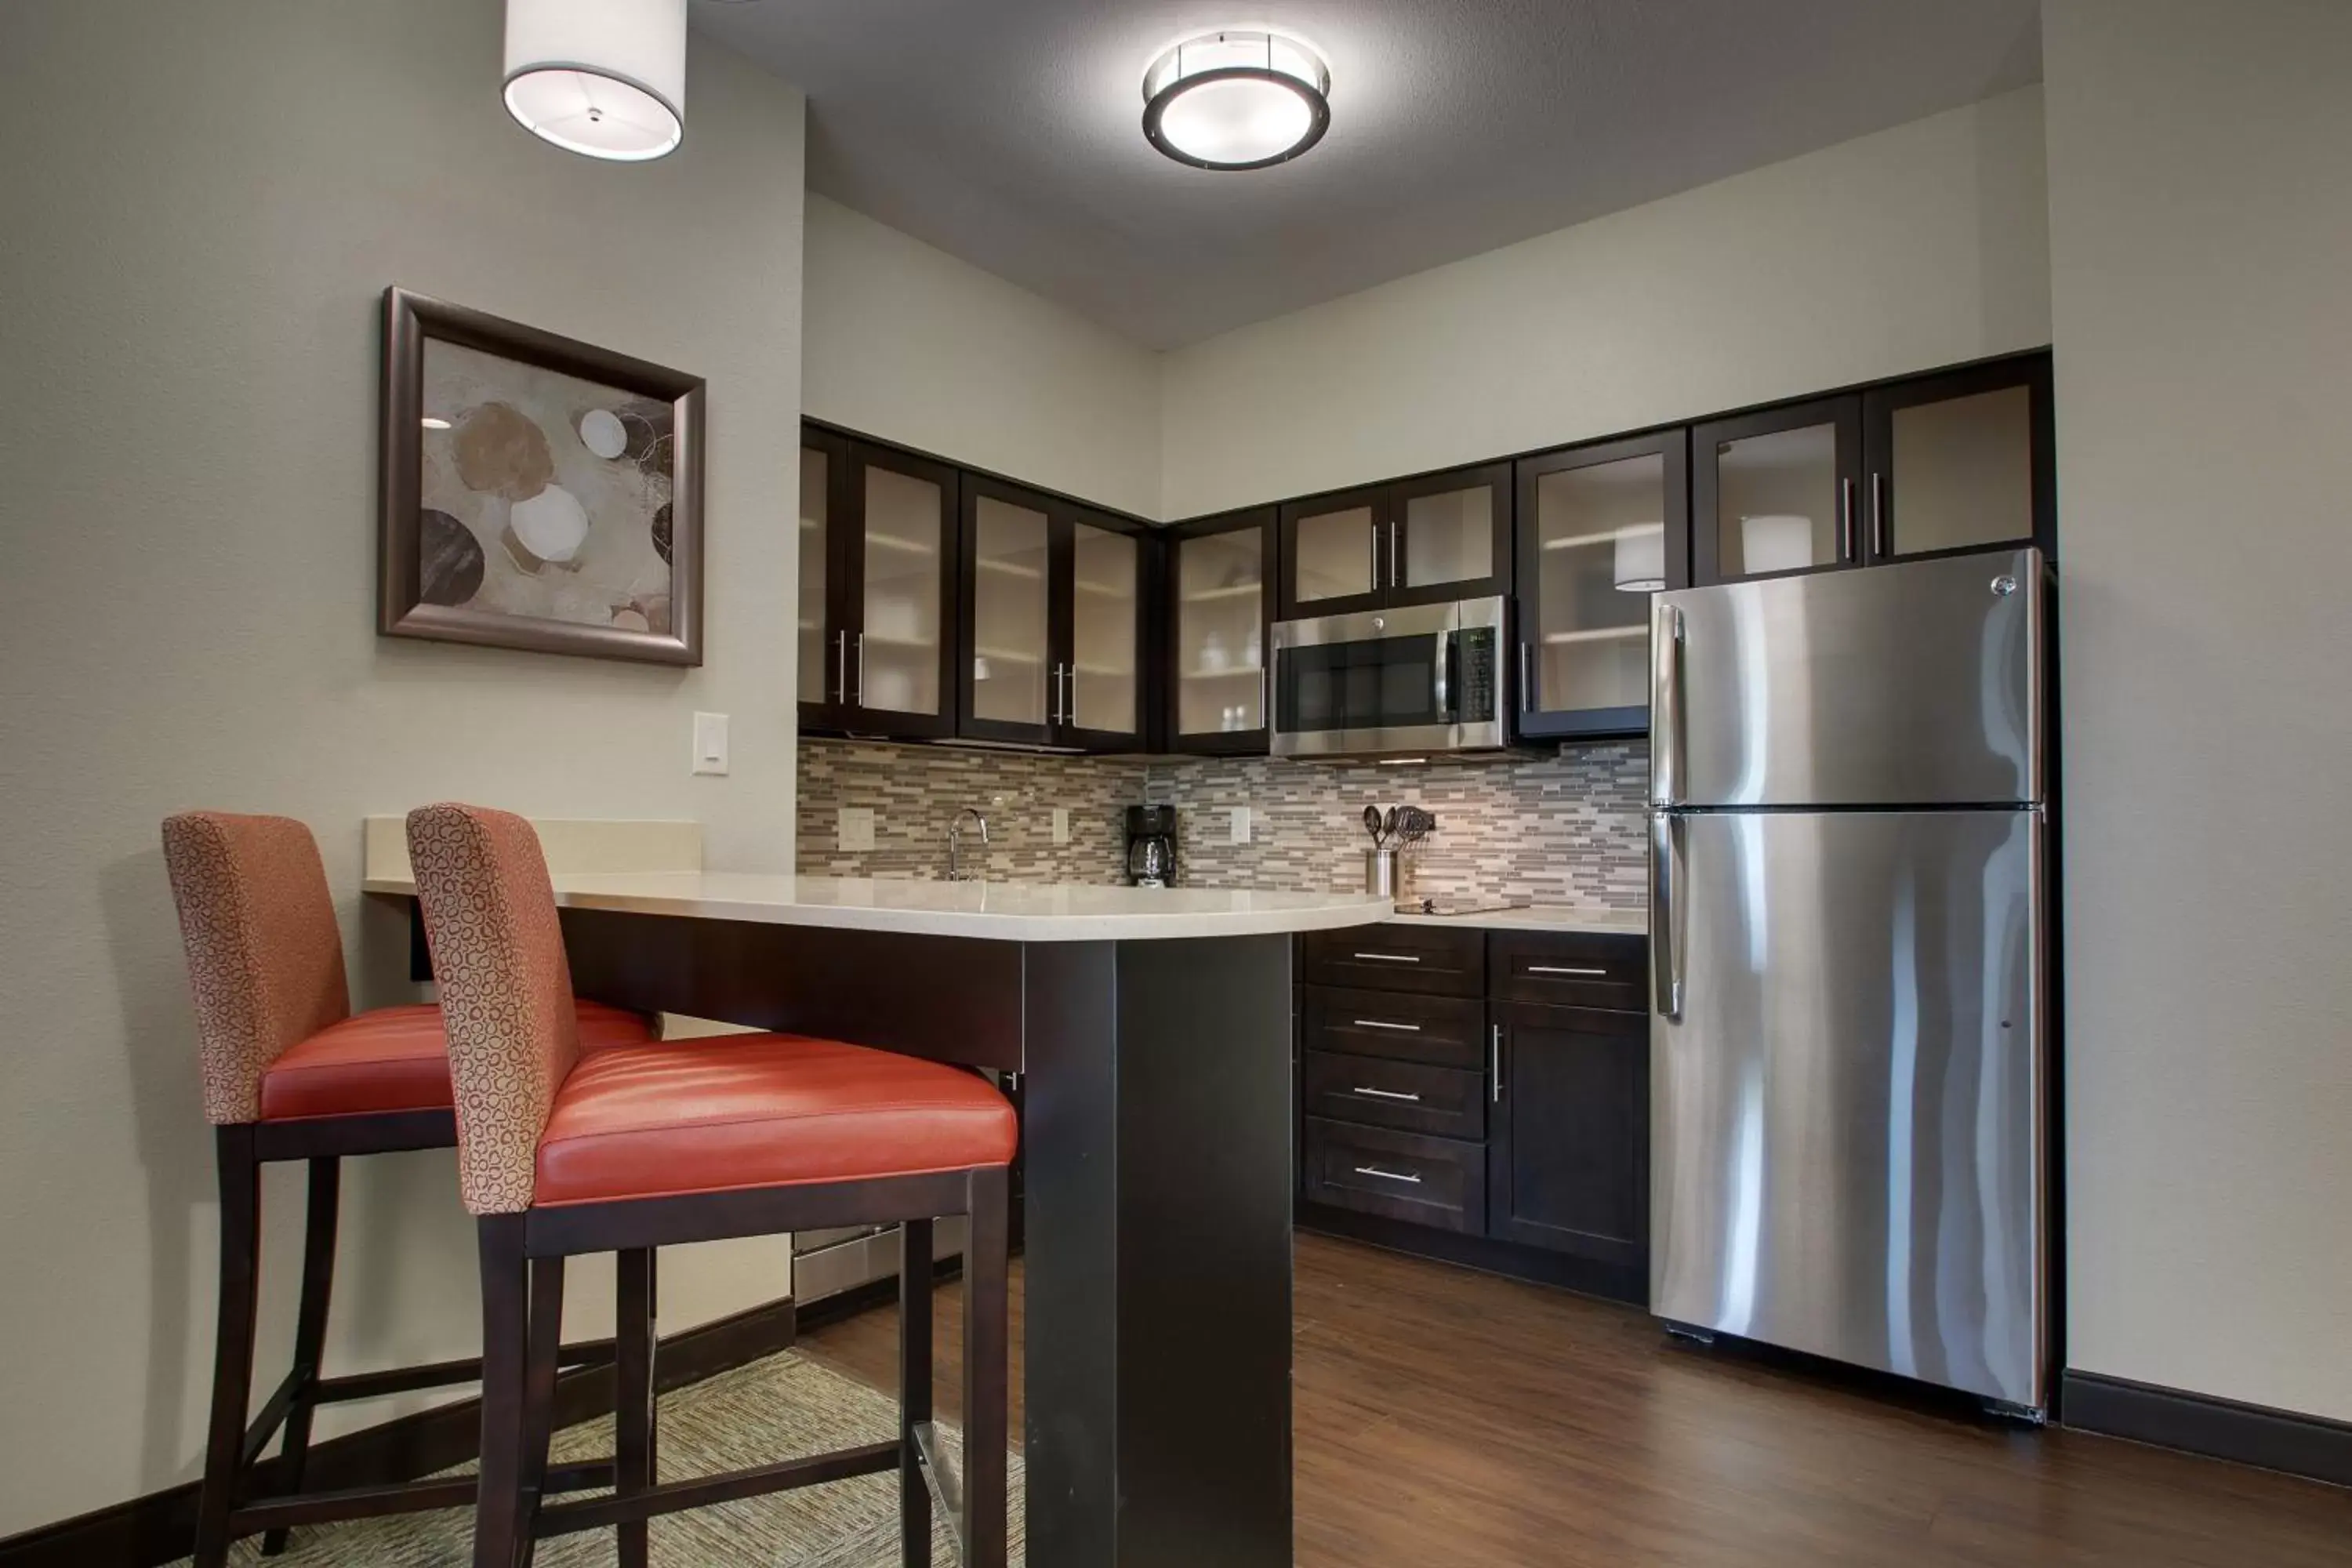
1301,1117 -> 1486,1235
1301,924 -> 1484,996
1489,930 -> 1647,1013
1301,985 -> 1486,1070
1303,1050 -> 1486,1141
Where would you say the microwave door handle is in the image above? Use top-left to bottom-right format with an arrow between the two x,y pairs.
1434,633 -> 1451,718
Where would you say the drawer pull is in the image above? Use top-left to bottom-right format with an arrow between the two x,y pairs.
1352,1164 -> 1424,1185
1349,1018 -> 1423,1033
1352,952 -> 1422,964
1526,964 -> 1608,977
1349,1086 -> 1423,1102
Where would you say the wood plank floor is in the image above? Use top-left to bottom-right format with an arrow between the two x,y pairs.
794,1232 -> 2352,1567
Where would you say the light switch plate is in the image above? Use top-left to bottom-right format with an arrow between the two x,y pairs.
691,712 -> 729,775
1051,808 -> 1070,845
1229,805 -> 1251,844
838,807 -> 875,851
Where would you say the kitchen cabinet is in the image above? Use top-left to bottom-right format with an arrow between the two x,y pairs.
1487,1002 -> 1647,1268
1276,463 -> 1512,619
1164,507 -> 1276,754
799,429 -> 960,740
1512,430 -> 1689,739
1694,355 -> 2050,587
956,475 -> 1151,752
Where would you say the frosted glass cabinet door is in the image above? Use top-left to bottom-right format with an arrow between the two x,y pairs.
1514,432 -> 1687,738
1171,512 -> 1272,747
1693,397 -> 1861,586
858,462 -> 948,721
797,443 -> 830,706
1283,495 -> 1379,611
1863,357 -> 2050,564
968,495 -> 1051,729
1069,522 -> 1140,739
1392,463 -> 1510,604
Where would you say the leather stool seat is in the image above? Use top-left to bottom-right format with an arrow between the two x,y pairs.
533,1034 -> 1019,1207
259,1000 -> 653,1122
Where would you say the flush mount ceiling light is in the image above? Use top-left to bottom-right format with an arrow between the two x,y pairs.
503,0 -> 687,162
1142,31 -> 1330,171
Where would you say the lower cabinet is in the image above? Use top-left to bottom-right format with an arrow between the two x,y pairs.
1487,1003 -> 1646,1269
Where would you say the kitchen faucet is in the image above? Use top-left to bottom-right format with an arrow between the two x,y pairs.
947,806 -> 989,881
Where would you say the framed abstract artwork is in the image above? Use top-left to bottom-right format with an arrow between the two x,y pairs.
378,286 -> 704,665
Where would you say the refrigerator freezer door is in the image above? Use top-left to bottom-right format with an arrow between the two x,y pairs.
1652,546 -> 2042,808
1650,809 -> 2045,1405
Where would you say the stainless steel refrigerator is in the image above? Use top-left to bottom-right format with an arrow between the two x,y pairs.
1647,546 -> 2049,1410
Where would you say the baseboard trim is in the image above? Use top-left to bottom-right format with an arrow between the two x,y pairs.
2063,1371 -> 2352,1490
1297,1203 -> 1646,1307
0,1293 -> 798,1568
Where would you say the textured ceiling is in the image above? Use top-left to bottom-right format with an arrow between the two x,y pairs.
692,0 -> 2042,349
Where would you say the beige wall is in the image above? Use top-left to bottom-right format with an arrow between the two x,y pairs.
2043,0 -> 2352,1422
803,194 -> 1163,518
1159,87 -> 2051,520
0,0 -> 807,1533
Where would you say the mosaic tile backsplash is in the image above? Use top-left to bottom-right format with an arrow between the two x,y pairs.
798,738 -> 1650,908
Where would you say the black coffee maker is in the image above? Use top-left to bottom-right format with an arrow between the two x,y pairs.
1124,804 -> 1178,888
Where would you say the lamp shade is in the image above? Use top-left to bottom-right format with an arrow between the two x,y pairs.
1613,524 -> 1666,592
1741,514 -> 1814,576
1142,31 -> 1330,170
504,0 -> 687,162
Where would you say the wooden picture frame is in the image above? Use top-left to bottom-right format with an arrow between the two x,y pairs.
379,286 -> 705,665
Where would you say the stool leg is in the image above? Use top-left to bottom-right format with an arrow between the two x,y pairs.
262,1156 -> 341,1555
474,1215 -> 530,1568
962,1169 -> 1010,1568
194,1127 -> 263,1568
615,1247 -> 658,1568
899,1219 -> 935,1568
516,1254 -> 567,1568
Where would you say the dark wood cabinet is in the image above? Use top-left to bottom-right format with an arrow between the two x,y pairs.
1300,924 -> 1484,996
1692,395 -> 1864,588
1488,929 -> 1647,1013
798,430 -> 961,740
1861,356 -> 2053,566
1302,1116 -> 1487,1235
1512,430 -> 1689,739
1276,463 -> 1512,619
1487,1002 -> 1648,1268
1163,506 -> 1276,755
955,476 -> 1152,753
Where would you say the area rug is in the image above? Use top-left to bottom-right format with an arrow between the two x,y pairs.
172,1348 -> 1026,1566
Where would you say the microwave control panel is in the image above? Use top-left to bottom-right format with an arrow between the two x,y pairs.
1454,626 -> 1497,720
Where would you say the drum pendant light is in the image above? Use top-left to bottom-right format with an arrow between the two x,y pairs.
1143,31 -> 1330,170
503,0 -> 688,162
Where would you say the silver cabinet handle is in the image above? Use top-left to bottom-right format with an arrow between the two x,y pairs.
1526,965 -> 1607,977
1049,662 -> 1063,726
1490,1022 -> 1504,1102
1352,952 -> 1421,964
1838,477 -> 1857,562
1065,661 -> 1078,730
1650,604 -> 1684,807
1651,811 -> 1686,1018
1519,641 -> 1534,714
834,630 -> 848,703
1368,524 -> 1379,592
1871,471 -> 1888,558
1353,1164 -> 1422,1185
1349,1018 -> 1423,1033
1350,1086 -> 1423,1103
1387,517 -> 1399,588
1260,662 -> 1270,730
854,631 -> 866,706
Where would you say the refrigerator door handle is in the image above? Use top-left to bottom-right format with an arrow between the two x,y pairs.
1650,811 -> 1685,1018
1650,604 -> 1685,807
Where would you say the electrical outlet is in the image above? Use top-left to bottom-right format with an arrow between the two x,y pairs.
1229,805 -> 1251,844
1051,807 -> 1070,844
691,712 -> 729,775
838,807 -> 875,851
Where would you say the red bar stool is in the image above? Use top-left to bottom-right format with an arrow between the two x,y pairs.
162,811 -> 657,1566
406,802 -> 1013,1568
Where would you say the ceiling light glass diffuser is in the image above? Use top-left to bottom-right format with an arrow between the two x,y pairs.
1142,31 -> 1330,170
503,0 -> 688,162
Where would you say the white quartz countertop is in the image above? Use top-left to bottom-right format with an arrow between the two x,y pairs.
1386,905 -> 1649,935
364,868 -> 1395,944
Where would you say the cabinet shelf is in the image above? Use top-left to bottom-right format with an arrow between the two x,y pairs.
976,557 -> 1044,580
866,532 -> 938,558
1541,522 -> 1664,553
1181,664 -> 1263,681
862,632 -> 938,651
1181,582 -> 1264,602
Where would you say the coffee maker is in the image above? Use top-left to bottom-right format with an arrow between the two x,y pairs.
1124,804 -> 1178,888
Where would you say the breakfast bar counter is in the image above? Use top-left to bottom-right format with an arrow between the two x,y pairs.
366,826 -> 1386,1568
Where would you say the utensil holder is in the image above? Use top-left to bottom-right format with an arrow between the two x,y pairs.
1364,848 -> 1400,899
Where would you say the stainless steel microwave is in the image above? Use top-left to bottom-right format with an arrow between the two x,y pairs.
1269,596 -> 1507,758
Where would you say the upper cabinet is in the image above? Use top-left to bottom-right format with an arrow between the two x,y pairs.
957,477 -> 1150,753
1512,430 -> 1689,739
1164,507 -> 1276,755
1276,463 -> 1512,619
799,430 -> 960,740
1693,354 -> 2051,587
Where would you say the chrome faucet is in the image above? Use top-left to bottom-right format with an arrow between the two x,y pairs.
947,807 -> 989,882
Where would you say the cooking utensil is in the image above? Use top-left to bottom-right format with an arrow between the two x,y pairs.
1362,804 -> 1385,847
1382,805 -> 1399,845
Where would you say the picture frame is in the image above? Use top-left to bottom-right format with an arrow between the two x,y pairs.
378,286 -> 705,666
